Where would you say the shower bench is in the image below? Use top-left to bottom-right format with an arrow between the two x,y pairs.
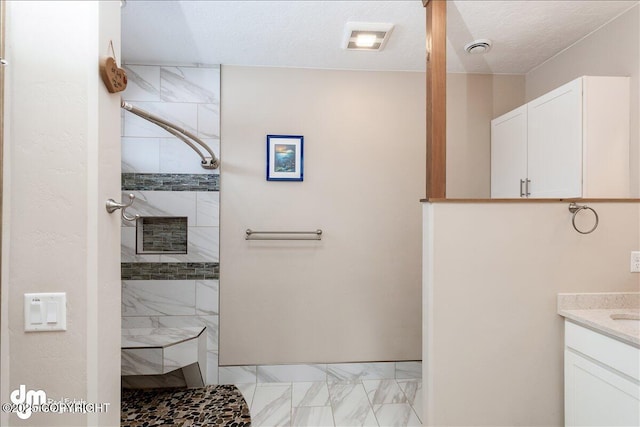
121,326 -> 207,388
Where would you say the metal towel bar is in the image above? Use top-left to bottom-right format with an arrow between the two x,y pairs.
245,229 -> 323,241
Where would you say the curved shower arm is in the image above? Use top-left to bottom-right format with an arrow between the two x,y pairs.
121,100 -> 219,169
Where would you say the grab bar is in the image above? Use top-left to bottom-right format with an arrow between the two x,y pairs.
245,229 -> 323,241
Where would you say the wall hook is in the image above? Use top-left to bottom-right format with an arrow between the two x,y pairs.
106,193 -> 139,222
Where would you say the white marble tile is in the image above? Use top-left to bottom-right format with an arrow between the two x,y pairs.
397,380 -> 423,422
257,364 -> 326,383
196,280 -> 219,315
125,191 -> 197,226
395,361 -> 422,380
160,66 -> 220,103
121,316 -> 158,329
123,65 -> 161,102
196,192 -> 220,227
156,315 -> 218,351
121,326 -> 204,348
329,382 -> 378,426
327,362 -> 395,382
373,403 -> 421,427
219,366 -> 257,384
207,351 -> 219,385
236,383 -> 257,408
292,406 -> 335,427
250,383 -> 292,427
159,137 -> 220,174
197,103 -> 220,139
292,382 -> 330,407
121,137 -> 160,173
362,380 -> 408,405
159,226 -> 219,263
123,101 -> 198,138
122,281 -> 196,316
121,226 -> 160,262
163,334 -> 200,373
121,348 -> 163,376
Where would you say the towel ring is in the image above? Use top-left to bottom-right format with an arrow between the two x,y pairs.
568,203 -> 599,234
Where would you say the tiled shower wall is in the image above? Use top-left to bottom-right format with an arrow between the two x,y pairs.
120,64 -> 221,385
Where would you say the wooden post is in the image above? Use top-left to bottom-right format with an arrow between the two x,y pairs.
424,0 -> 446,199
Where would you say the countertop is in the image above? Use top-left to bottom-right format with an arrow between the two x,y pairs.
557,292 -> 640,348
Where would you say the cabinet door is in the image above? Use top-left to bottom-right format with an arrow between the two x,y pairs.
565,349 -> 640,427
491,105 -> 527,198
527,78 -> 583,198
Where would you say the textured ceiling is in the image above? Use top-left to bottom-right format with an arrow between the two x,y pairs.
121,0 -> 426,71
448,0 -> 639,74
122,0 -> 639,74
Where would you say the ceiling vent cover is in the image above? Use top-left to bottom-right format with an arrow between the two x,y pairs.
464,39 -> 492,54
343,22 -> 394,51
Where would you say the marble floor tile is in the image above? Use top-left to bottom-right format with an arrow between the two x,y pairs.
397,380 -> 423,422
250,383 -> 292,427
243,379 -> 421,427
362,379 -> 408,405
329,382 -> 378,426
373,403 -> 422,427
236,383 -> 257,408
292,382 -> 330,407
292,406 -> 334,427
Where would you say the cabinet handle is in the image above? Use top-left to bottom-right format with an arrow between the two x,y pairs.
520,179 -> 526,197
526,179 -> 531,197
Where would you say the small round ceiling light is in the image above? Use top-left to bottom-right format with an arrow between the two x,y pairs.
464,39 -> 492,54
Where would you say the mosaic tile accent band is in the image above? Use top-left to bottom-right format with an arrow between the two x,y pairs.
121,262 -> 219,280
138,217 -> 188,254
122,173 -> 220,192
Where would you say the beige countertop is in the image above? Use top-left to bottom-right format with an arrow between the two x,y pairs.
557,292 -> 640,348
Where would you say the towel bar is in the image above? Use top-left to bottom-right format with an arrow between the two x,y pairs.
245,229 -> 323,241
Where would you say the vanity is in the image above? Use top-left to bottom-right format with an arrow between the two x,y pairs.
558,293 -> 640,426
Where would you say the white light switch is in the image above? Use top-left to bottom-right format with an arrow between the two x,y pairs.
46,302 -> 58,323
30,300 -> 43,324
24,293 -> 66,332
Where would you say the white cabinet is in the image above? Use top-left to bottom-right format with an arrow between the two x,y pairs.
491,76 -> 630,198
564,322 -> 640,427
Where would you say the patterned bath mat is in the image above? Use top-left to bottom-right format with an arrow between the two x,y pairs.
121,384 -> 251,426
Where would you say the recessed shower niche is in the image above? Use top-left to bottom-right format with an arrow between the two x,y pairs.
136,216 -> 188,255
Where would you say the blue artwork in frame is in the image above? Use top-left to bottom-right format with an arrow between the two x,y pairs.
266,135 -> 304,181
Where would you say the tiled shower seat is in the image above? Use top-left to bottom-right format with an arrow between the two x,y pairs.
122,327 -> 207,387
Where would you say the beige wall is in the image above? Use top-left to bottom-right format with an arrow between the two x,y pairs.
219,66 -> 425,365
423,202 -> 640,426
526,4 -> 640,197
1,2 -> 121,425
446,73 -> 525,198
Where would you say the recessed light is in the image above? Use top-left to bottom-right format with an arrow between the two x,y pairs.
343,22 -> 394,51
355,34 -> 378,48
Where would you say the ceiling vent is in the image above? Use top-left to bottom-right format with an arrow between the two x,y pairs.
464,39 -> 492,54
343,22 -> 394,51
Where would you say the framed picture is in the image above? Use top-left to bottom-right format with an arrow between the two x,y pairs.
266,135 -> 304,181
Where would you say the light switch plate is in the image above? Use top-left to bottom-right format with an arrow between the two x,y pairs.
24,293 -> 66,332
